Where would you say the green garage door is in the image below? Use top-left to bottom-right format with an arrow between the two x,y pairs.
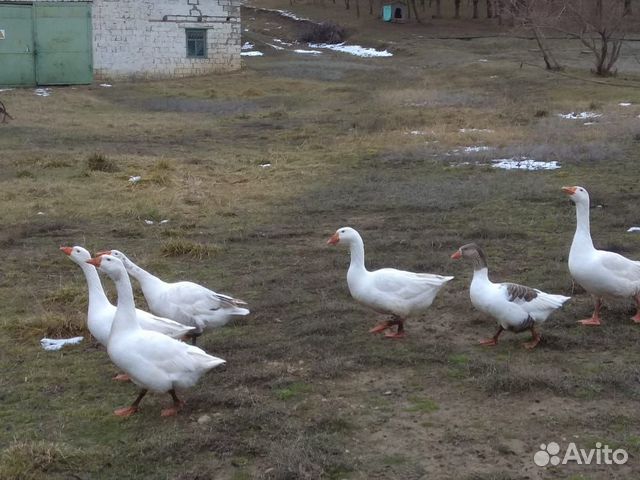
0,2 -> 92,86
34,2 -> 92,85
0,5 -> 36,86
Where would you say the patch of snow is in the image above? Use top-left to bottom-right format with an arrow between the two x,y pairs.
294,49 -> 322,55
100,83 -> 113,88
583,122 -> 595,126
241,42 -> 254,50
463,146 -> 492,153
144,219 -> 154,225
273,38 -> 294,46
128,175 -> 141,184
491,157 -> 560,171
309,42 -> 392,58
241,51 -> 264,57
267,43 -> 285,51
0,88 -> 14,92
35,88 -> 51,97
408,130 -> 427,135
619,102 -> 632,106
160,219 -> 169,224
260,163 -> 272,168
627,227 -> 640,233
478,59 -> 489,62
558,112 -> 601,120
261,8 -> 310,21
36,211 -> 45,215
41,336 -> 83,351
459,128 -> 494,133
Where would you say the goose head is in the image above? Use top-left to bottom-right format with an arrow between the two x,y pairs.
95,249 -> 131,268
86,254 -> 127,281
60,245 -> 92,265
327,227 -> 361,246
562,185 -> 589,206
451,243 -> 488,269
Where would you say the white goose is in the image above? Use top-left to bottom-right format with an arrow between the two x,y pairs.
96,249 -> 249,344
60,246 -> 194,349
563,185 -> 640,325
451,243 -> 570,349
327,227 -> 454,338
86,254 -> 226,417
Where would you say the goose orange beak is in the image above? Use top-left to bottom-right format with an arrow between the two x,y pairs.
60,246 -> 73,256
327,232 -> 340,245
86,256 -> 102,267
562,186 -> 577,195
451,250 -> 462,260
95,250 -> 111,256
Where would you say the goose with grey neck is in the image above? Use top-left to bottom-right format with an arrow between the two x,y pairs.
451,243 -> 570,349
61,246 -> 195,382
86,254 -> 225,417
563,185 -> 640,325
97,249 -> 249,345
327,227 -> 454,338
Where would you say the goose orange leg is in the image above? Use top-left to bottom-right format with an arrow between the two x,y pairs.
369,320 -> 394,334
160,389 -> 185,417
578,296 -> 602,326
523,327 -> 541,350
114,389 -> 147,417
112,373 -> 131,382
479,326 -> 503,346
631,294 -> 640,323
385,318 -> 405,339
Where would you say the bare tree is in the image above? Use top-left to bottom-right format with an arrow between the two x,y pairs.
454,0 -> 461,17
473,0 -> 480,18
506,0 -> 565,70
565,0 -> 626,75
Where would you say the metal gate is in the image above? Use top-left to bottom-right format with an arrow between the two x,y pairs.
0,2 -> 92,86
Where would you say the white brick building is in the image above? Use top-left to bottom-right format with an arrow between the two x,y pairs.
0,0 -> 241,85
93,0 -> 242,80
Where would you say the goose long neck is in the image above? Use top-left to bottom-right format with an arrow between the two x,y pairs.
347,236 -> 367,273
124,258 -> 164,292
111,271 -> 140,334
470,249 -> 488,272
572,200 -> 595,251
80,262 -> 111,310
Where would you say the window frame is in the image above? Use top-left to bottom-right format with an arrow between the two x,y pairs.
185,28 -> 207,59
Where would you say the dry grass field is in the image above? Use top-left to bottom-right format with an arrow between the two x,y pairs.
2,2 -> 640,479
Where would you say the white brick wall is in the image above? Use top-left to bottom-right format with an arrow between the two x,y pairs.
93,0 -> 241,80
3,0 -> 242,80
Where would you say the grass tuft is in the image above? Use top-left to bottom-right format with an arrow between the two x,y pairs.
0,440 -> 81,480
160,238 -> 221,259
86,152 -> 119,172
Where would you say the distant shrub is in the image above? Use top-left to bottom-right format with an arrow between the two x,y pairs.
86,152 -> 118,172
298,21 -> 346,44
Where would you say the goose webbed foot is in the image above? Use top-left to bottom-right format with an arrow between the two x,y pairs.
369,320 -> 393,334
384,318 -> 405,339
114,389 -> 147,417
112,373 -> 131,382
161,389 -> 185,417
523,327 -> 541,350
479,326 -> 503,346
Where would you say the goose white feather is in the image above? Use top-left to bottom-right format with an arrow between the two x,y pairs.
61,246 -> 194,345
88,254 -> 225,417
98,249 -> 250,341
452,243 -> 570,348
327,227 -> 453,337
562,186 -> 640,325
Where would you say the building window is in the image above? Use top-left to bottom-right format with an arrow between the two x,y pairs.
186,29 -> 207,58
